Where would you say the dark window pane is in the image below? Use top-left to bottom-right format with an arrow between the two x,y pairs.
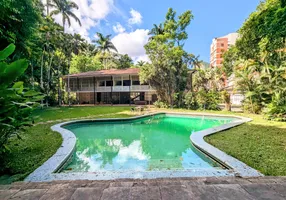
132,80 -> 140,85
115,81 -> 122,86
123,80 -> 131,86
99,81 -> 105,86
106,81 -> 113,86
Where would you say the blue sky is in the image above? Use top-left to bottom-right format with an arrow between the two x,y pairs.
51,0 -> 261,63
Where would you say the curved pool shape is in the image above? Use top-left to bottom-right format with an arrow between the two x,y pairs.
62,114 -> 233,173
25,113 -> 263,182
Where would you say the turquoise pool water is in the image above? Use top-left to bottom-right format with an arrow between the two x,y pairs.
63,114 -> 234,172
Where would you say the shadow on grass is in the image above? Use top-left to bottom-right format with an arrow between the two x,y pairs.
206,123 -> 286,176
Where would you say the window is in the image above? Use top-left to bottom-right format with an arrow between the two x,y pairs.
221,43 -> 224,47
132,80 -> 140,85
81,79 -> 89,88
115,81 -> 122,86
123,80 -> 131,86
99,81 -> 105,87
106,81 -> 113,86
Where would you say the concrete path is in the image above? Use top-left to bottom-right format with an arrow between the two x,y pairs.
1,177 -> 286,200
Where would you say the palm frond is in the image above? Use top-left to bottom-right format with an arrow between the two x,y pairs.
66,11 -> 81,26
68,1 -> 79,9
50,9 -> 60,16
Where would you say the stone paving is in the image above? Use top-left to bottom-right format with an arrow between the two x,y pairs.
1,177 -> 286,199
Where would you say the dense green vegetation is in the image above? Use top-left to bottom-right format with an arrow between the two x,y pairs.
0,44 -> 43,153
0,107 -> 133,184
140,8 -> 196,108
0,0 -> 135,107
222,0 -> 286,120
142,1 -> 285,121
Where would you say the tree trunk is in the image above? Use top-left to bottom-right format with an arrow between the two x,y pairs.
46,0 -> 50,16
40,49 -> 45,108
68,56 -> 71,106
46,53 -> 54,107
58,64 -> 62,106
31,61 -> 34,90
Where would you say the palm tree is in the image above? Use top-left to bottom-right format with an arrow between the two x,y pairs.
189,54 -> 202,69
50,0 -> 81,106
148,23 -> 165,40
93,32 -> 118,69
137,60 -> 146,67
50,0 -> 81,31
39,17 -> 64,107
72,33 -> 85,55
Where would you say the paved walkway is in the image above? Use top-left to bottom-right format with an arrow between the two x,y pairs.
1,177 -> 286,199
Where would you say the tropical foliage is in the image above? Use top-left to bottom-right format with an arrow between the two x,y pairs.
0,44 -> 43,153
141,8 -> 195,107
221,0 -> 286,120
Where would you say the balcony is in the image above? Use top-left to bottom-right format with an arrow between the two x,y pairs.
68,85 -> 154,92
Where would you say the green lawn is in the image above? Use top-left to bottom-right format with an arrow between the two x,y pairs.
205,113 -> 286,176
154,108 -> 286,176
32,106 -> 133,122
0,106 -> 133,184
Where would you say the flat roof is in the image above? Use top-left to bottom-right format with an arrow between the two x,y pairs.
64,68 -> 140,78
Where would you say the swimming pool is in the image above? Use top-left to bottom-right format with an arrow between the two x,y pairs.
62,114 -> 233,173
25,112 -> 262,182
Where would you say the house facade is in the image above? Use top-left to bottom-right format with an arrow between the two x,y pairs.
64,68 -> 157,105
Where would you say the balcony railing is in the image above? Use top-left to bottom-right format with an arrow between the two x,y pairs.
68,85 -> 154,92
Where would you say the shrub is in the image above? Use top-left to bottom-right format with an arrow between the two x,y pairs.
153,100 -> 169,108
196,90 -> 220,110
264,92 -> 286,121
183,92 -> 197,109
221,90 -> 231,111
0,44 -> 43,153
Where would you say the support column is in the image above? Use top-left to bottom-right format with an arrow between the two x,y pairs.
129,75 -> 131,106
121,76 -> 123,90
110,76 -> 113,105
77,77 -> 80,104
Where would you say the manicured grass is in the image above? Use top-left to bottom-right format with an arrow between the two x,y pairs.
154,108 -> 286,176
0,106 -> 133,184
0,124 -> 63,184
205,113 -> 286,176
32,106 -> 133,122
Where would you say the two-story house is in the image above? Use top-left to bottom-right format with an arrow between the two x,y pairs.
64,68 -> 157,105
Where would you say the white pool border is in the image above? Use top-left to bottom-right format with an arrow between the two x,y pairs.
25,112 -> 263,182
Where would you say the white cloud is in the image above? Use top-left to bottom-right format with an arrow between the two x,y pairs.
43,0 -> 115,41
72,0 -> 114,20
134,55 -> 150,64
113,23 -> 126,33
128,8 -> 143,25
111,29 -> 150,62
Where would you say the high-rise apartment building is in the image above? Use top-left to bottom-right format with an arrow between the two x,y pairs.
210,33 -> 239,68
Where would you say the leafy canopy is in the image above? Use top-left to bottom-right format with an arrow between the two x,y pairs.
141,8 -> 194,106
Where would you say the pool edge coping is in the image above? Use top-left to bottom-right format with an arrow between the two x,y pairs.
25,112 -> 263,182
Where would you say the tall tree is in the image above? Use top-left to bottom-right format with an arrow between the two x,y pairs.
141,8 -> 194,107
116,54 -> 133,69
50,0 -> 81,105
50,0 -> 81,31
94,33 -> 118,69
